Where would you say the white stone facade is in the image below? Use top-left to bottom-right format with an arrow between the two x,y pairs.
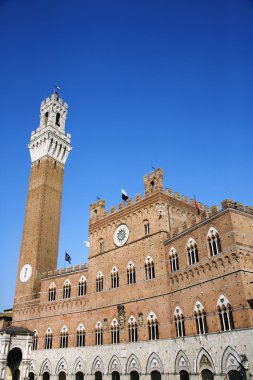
23,330 -> 252,380
0,329 -> 33,380
28,93 -> 71,164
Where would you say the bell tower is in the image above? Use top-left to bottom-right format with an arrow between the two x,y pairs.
13,91 -> 72,309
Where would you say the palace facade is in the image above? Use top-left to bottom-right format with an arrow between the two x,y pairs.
0,93 -> 253,380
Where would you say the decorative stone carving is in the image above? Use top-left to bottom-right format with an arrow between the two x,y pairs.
117,305 -> 125,329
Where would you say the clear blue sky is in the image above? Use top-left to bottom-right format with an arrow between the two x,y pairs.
0,0 -> 252,311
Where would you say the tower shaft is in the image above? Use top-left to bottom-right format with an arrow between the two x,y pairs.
13,92 -> 71,310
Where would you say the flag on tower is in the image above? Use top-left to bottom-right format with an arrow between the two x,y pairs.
121,189 -> 129,201
65,252 -> 71,264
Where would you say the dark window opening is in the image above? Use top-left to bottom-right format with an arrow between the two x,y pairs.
56,113 -> 61,126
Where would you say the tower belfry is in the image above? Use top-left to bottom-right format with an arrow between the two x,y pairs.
13,92 -> 71,310
29,92 -> 71,164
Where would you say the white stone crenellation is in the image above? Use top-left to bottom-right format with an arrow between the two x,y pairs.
28,93 -> 72,164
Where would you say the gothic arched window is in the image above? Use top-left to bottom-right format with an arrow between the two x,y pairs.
32,330 -> 38,350
111,318 -> 119,344
194,302 -> 208,335
144,220 -> 150,236
48,282 -> 56,301
217,295 -> 234,331
60,326 -> 68,348
145,256 -> 155,280
99,239 -> 104,253
63,280 -> 71,299
127,261 -> 136,284
174,306 -> 185,337
111,266 -> 119,289
96,272 -> 103,292
207,227 -> 222,256
147,312 -> 159,340
95,321 -> 103,345
76,324 -> 85,347
45,327 -> 53,349
169,247 -> 179,272
187,238 -> 199,265
128,315 -> 138,343
78,276 -> 87,296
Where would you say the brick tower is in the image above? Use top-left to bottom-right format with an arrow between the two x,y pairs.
13,91 -> 71,309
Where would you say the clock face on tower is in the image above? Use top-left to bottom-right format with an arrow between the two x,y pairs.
113,224 -> 130,247
20,264 -> 32,283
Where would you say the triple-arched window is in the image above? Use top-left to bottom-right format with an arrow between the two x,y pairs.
207,227 -> 222,256
127,261 -> 136,284
48,282 -> 56,301
45,327 -> 53,349
78,276 -> 87,296
63,280 -> 71,299
217,295 -> 234,331
169,247 -> 179,272
187,238 -> 199,265
96,272 -> 103,292
174,307 -> 185,337
60,326 -> 68,348
95,321 -> 103,345
194,302 -> 208,335
111,318 -> 119,344
76,324 -> 85,346
145,256 -> 155,280
128,315 -> 138,342
147,312 -> 159,340
111,266 -> 119,288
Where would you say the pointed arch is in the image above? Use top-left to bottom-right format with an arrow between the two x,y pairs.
45,327 -> 53,349
78,276 -> 87,296
127,261 -> 136,284
126,354 -> 141,374
217,295 -> 235,331
194,301 -> 208,335
63,279 -> 71,299
96,271 -> 103,292
48,282 -> 56,301
56,358 -> 68,375
147,312 -> 159,340
146,353 -> 164,374
29,360 -> 36,374
169,246 -> 179,272
73,357 -> 85,374
174,306 -> 185,338
207,227 -> 222,256
128,315 -> 138,343
108,355 -> 122,374
221,347 -> 242,373
145,256 -> 155,279
91,356 -> 105,374
175,350 -> 191,373
111,266 -> 119,288
40,359 -> 52,375
187,237 -> 199,265
32,330 -> 38,350
195,348 -> 215,373
76,324 -> 85,347
111,318 -> 119,344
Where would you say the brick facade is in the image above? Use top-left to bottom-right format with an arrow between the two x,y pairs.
1,94 -> 253,380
